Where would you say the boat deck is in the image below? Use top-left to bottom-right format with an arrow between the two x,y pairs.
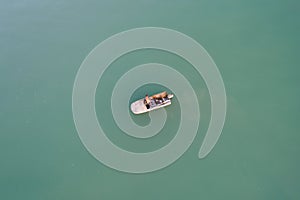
149,97 -> 171,108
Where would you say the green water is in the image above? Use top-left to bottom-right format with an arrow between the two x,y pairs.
1,0 -> 299,199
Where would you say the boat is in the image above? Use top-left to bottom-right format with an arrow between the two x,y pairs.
130,91 -> 174,114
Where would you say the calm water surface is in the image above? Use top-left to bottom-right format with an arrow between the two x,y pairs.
0,0 -> 299,199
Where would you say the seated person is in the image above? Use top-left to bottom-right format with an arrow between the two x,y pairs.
144,94 -> 150,109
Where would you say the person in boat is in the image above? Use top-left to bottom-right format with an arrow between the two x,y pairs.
144,94 -> 150,109
153,91 -> 167,99
152,91 -> 167,104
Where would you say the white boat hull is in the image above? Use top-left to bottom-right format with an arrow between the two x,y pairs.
130,92 -> 173,114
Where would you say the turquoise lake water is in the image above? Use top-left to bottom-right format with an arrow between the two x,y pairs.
0,0 -> 299,199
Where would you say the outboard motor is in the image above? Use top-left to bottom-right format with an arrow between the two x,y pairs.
167,94 -> 174,99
